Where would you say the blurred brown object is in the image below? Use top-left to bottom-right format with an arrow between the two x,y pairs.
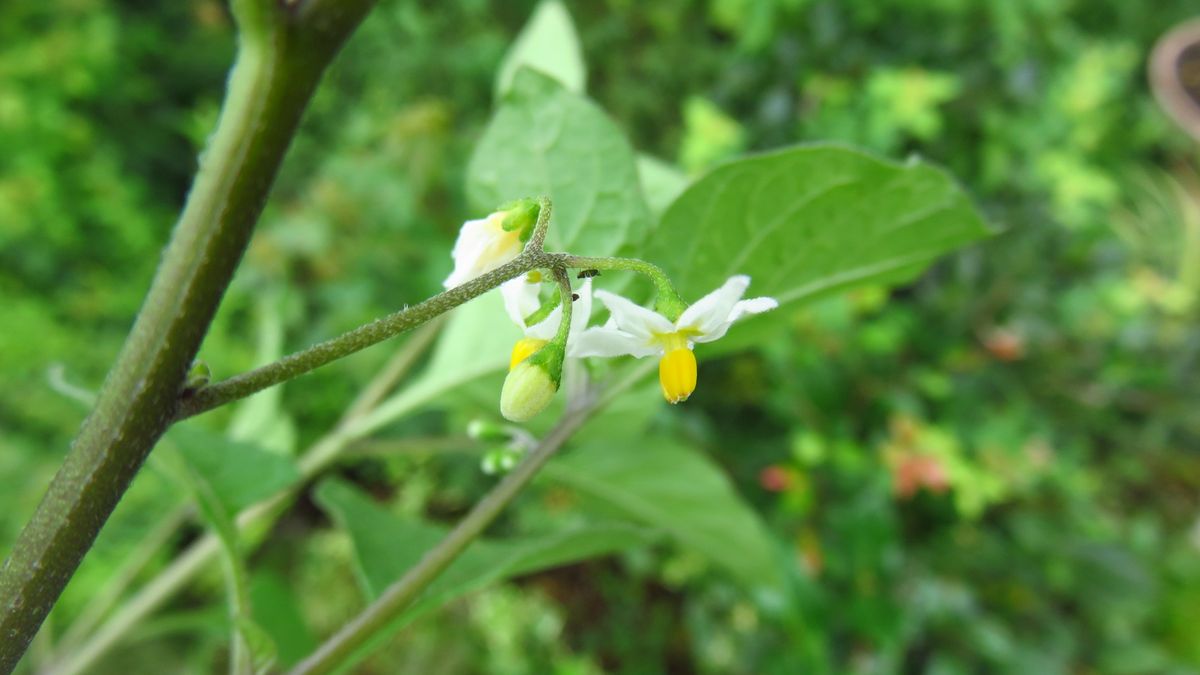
1151,19 -> 1200,141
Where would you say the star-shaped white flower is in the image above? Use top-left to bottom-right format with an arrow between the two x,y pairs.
443,210 -> 525,289
500,274 -> 593,368
574,275 -> 777,403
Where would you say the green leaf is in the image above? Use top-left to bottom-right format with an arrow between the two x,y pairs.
468,68 -> 651,257
495,1 -> 586,97
166,424 -> 301,514
645,144 -> 990,305
250,570 -> 316,667
543,437 -> 785,592
637,154 -> 690,220
314,479 -> 652,606
160,433 -> 279,674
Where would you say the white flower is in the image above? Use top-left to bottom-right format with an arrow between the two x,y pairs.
574,275 -> 777,403
443,210 -> 526,289
500,274 -> 593,368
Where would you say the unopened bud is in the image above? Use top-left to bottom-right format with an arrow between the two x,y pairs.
499,342 -> 564,422
498,198 -> 540,241
467,419 -> 513,443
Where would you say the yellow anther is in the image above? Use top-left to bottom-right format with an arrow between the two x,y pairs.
658,347 -> 697,404
509,337 -> 548,370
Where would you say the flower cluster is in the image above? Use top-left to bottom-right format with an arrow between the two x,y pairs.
445,205 -> 777,422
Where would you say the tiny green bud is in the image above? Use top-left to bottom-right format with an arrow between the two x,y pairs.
499,342 -> 564,422
481,447 -> 524,475
498,198 -> 540,241
184,360 -> 211,390
467,419 -> 513,443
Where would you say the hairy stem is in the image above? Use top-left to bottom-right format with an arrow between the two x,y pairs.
0,1 -> 378,670
177,254 -> 544,420
561,254 -> 687,319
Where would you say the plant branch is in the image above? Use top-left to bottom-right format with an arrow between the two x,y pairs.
288,402 -> 597,675
175,253 -> 551,420
176,196 -> 558,420
560,254 -> 687,319
41,324 -> 456,674
0,1 -> 379,670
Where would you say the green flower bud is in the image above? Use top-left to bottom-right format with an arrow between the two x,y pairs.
498,198 -> 540,242
184,360 -> 211,390
499,342 -> 563,422
467,419 -> 514,443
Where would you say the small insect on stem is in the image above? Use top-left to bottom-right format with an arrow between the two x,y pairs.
571,293 -> 580,301
576,269 -> 600,279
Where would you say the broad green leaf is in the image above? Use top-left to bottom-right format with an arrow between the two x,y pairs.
543,437 -> 785,591
637,154 -> 690,219
495,1 -> 586,97
468,68 -> 651,257
352,293 -> 519,437
160,436 -> 278,674
250,570 -> 317,667
167,425 -> 301,514
314,479 -> 652,606
645,145 -> 990,305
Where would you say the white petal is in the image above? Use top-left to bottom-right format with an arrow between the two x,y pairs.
594,290 -> 674,339
500,277 -> 541,328
677,275 -> 750,335
570,278 -> 593,336
570,326 -> 658,358
442,213 -> 522,288
443,219 -> 490,288
692,295 -> 779,343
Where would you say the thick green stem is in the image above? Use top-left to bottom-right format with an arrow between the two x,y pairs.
0,1 -> 377,670
41,322 -> 449,675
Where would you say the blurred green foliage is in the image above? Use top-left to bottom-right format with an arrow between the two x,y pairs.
3,0 -> 1200,673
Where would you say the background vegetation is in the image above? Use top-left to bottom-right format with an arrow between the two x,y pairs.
2,0 -> 1199,672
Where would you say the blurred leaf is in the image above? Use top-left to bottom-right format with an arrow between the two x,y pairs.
227,292 -> 297,456
645,145 -> 990,305
680,96 -> 746,173
468,68 -> 651,257
250,571 -> 316,667
167,425 -> 300,514
315,479 -> 653,604
495,0 -> 586,97
163,435 -> 278,674
543,437 -> 786,592
637,154 -> 690,219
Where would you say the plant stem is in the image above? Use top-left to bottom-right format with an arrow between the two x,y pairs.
176,197 -> 557,420
561,254 -> 687,319
53,505 -> 191,654
175,253 -> 548,420
552,267 -> 574,344
287,404 -> 596,675
43,324 -> 449,675
0,1 -> 378,670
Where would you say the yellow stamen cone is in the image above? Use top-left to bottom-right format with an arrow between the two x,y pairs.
659,347 -> 697,404
509,337 -> 548,370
